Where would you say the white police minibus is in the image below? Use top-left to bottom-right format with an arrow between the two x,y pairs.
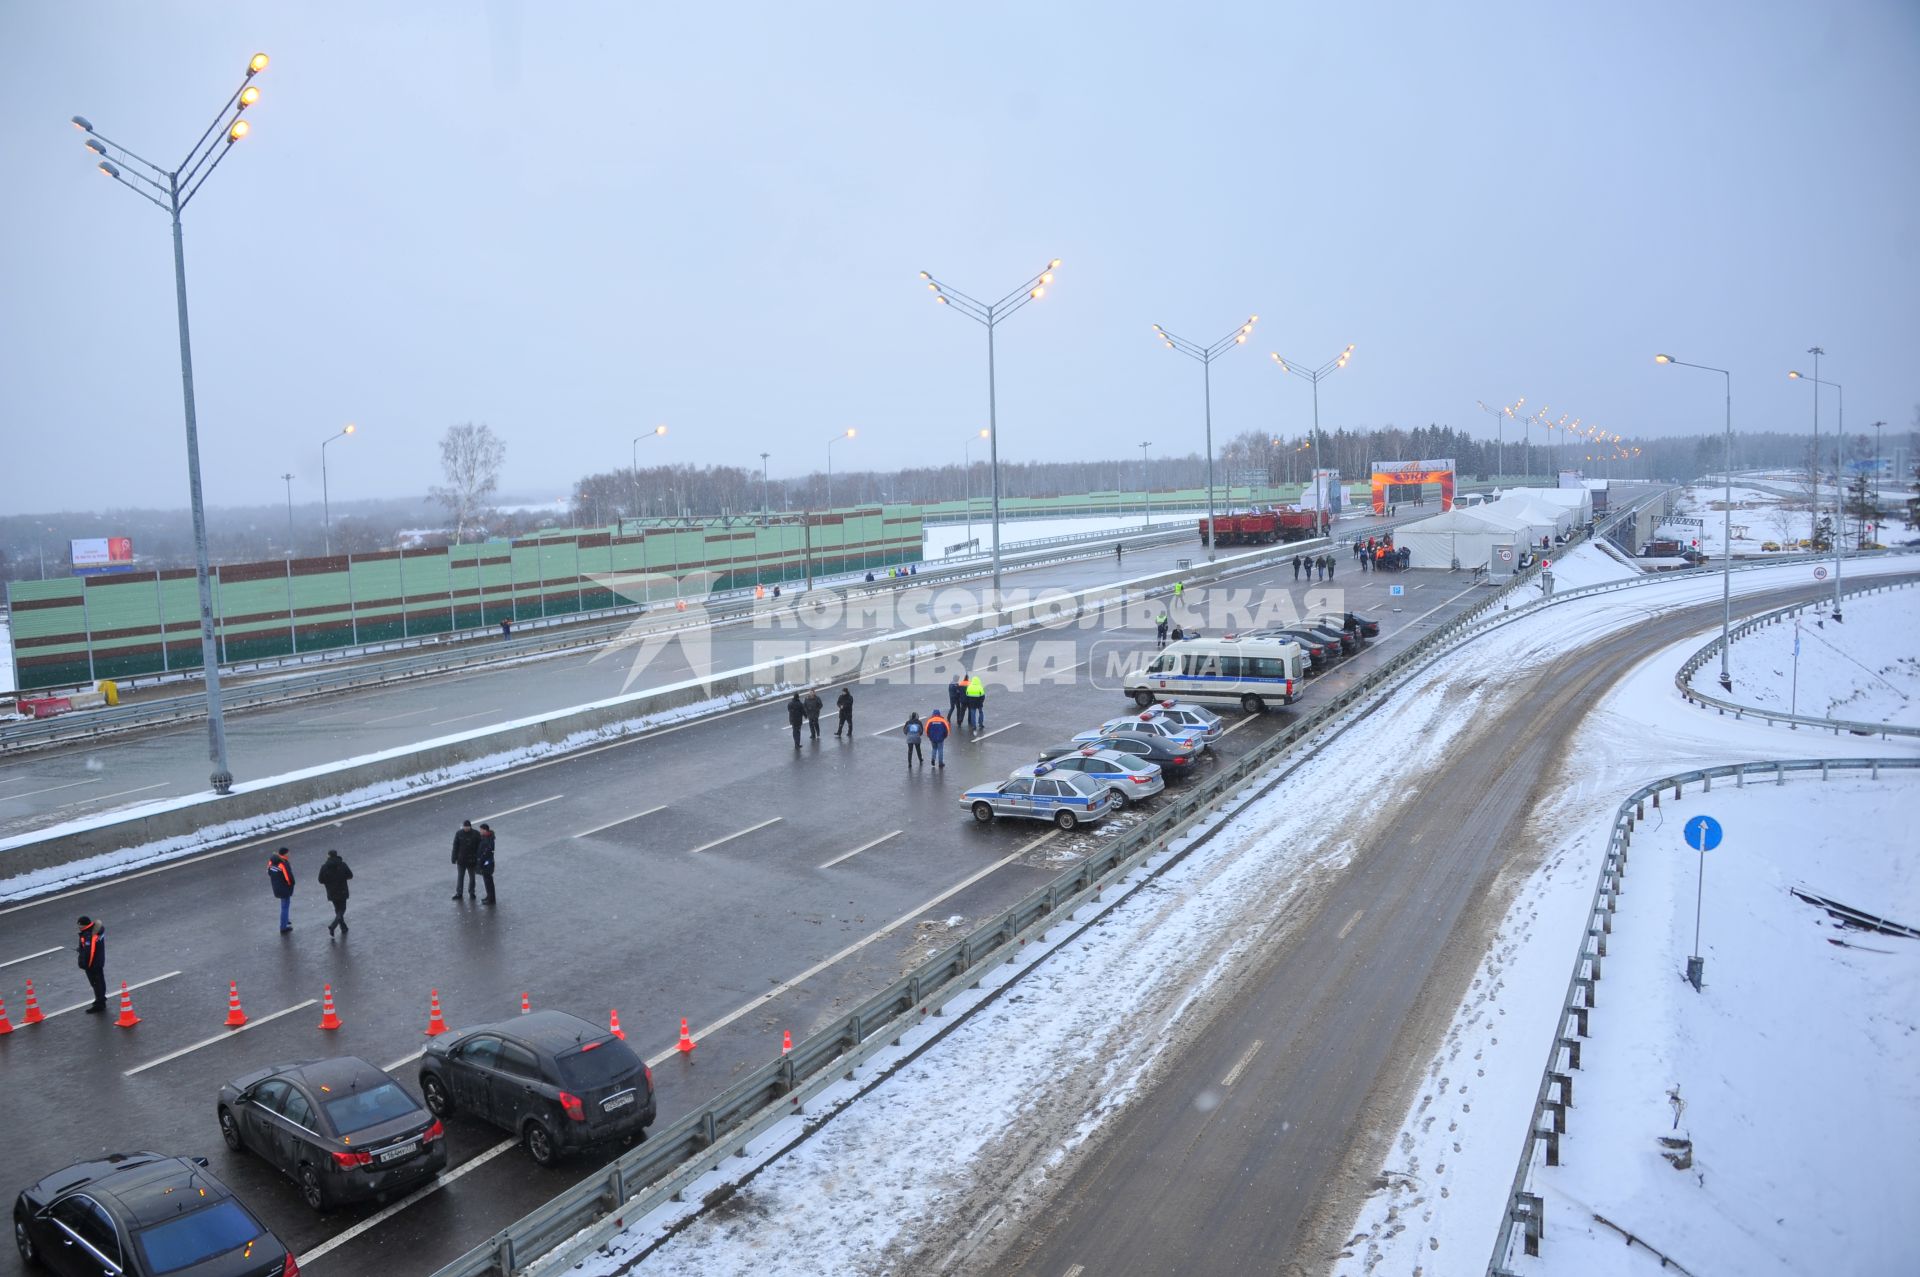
1124,635 -> 1303,713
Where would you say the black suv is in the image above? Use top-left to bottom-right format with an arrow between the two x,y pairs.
14,1152 -> 291,1276
419,1010 -> 656,1165
218,1056 -> 447,1211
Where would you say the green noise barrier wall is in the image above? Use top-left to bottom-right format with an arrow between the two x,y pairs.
7,506 -> 922,692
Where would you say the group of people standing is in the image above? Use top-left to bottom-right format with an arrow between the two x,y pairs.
1353,534 -> 1410,572
450,820 -> 498,905
787,687 -> 860,745
785,674 -> 985,769
1293,553 -> 1337,581
264,846 -> 363,935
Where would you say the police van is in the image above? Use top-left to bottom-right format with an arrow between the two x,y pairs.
1124,634 -> 1304,713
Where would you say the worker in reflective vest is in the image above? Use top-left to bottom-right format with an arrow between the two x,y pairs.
267,849 -> 296,934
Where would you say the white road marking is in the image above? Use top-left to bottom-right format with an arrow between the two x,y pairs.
383,1046 -> 428,1072
78,782 -> 170,804
1218,717 -> 1260,738
363,707 -> 433,725
818,829 -> 903,869
123,999 -> 319,1076
647,829 -> 1056,1066
688,816 -> 784,854
971,721 -> 1022,742
1064,1266 -> 1086,1277
0,946 -> 62,969
572,805 -> 667,840
1336,908 -> 1365,940
43,970 -> 182,1019
428,710 -> 493,727
1221,1038 -> 1265,1087
478,794 -> 564,823
294,1137 -> 518,1268
0,778 -> 100,801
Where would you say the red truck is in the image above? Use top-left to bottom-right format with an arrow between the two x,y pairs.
1198,510 -> 1319,546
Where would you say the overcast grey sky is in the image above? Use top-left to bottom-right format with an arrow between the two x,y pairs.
3,1 -> 1915,513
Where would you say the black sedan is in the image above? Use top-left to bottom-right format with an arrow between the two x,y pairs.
14,1152 -> 289,1277
1343,611 -> 1382,638
218,1056 -> 446,1212
1260,628 -> 1332,669
1040,733 -> 1205,776
420,1010 -> 655,1166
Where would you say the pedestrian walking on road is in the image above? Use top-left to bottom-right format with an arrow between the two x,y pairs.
475,824 -> 497,905
925,709 -> 950,768
803,689 -> 824,741
1115,541 -> 1123,564
268,848 -> 296,932
903,712 -> 925,767
1292,554 -> 1302,581
76,916 -> 107,1013
318,849 -> 353,936
1155,612 -> 1170,645
452,821 -> 480,900
1326,554 -> 1336,580
964,675 -> 986,731
947,675 -> 967,720
835,687 -> 854,737
787,693 -> 805,749
500,619 -> 512,640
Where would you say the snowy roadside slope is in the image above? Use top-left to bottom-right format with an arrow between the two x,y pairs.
1715,587 -> 1920,725
1332,609 -> 1919,1276
0,612 -> 13,695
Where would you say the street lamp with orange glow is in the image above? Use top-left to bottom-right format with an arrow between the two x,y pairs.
320,423 -> 356,555
1476,397 -> 1523,480
1272,344 -> 1353,537
1153,316 -> 1258,557
1655,354 -> 1735,688
919,259 -> 1060,594
826,427 -> 856,510
71,51 -> 271,795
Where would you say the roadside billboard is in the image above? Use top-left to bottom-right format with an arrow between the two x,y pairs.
71,537 -> 135,575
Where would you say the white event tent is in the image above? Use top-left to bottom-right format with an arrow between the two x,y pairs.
1396,506 -> 1532,569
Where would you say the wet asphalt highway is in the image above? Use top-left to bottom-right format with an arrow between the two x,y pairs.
0,548 -> 1479,1276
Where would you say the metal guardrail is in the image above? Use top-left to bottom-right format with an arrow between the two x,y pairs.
0,524 -> 1202,754
1674,578 -> 1920,738
1487,756 -> 1920,1275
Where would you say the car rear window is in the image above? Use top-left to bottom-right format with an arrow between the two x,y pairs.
134,1200 -> 265,1275
323,1081 -> 420,1134
556,1037 -> 644,1091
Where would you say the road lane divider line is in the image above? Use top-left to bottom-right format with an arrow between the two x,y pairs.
123,999 -> 318,1076
971,721 -> 1023,742
573,805 -> 667,839
480,794 -> 564,823
1218,717 -> 1260,739
0,778 -> 101,801
1064,1265 -> 1086,1277
0,946 -> 62,969
294,1136 -> 518,1269
43,970 -> 182,1019
78,782 -> 170,805
383,1046 -> 428,1072
1336,908 -> 1365,941
818,830 -> 903,869
648,829 -> 1056,1067
363,708 -> 434,725
1221,1038 -> 1265,1088
689,816 -> 784,855
428,710 -> 494,727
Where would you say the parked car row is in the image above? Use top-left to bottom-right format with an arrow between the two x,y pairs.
14,1011 -> 655,1276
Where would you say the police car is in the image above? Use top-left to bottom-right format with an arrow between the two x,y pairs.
1014,748 -> 1164,807
961,763 -> 1119,829
1071,713 -> 1211,751
1138,700 -> 1224,742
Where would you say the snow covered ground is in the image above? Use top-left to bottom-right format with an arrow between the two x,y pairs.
923,513 -> 1155,559
1667,482 -> 1817,556
549,554 -> 1917,1277
1713,587 -> 1920,726
0,611 -> 13,695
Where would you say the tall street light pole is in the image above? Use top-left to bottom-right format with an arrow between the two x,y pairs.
73,50 -> 271,796
1788,365 -> 1846,619
1272,344 -> 1354,537
759,452 -> 771,520
1152,315 -> 1259,558
962,428 -> 989,548
1655,355 -> 1735,690
320,423 -> 356,555
1139,441 -> 1153,527
1871,420 -> 1886,517
1476,398 -> 1523,482
825,428 -> 855,510
280,472 -> 295,557
919,258 -> 1061,597
630,424 -> 667,521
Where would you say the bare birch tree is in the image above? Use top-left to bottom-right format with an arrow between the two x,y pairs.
430,422 -> 506,544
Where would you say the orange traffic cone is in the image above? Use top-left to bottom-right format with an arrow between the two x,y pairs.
0,996 -> 13,1035
608,1009 -> 625,1040
781,1029 -> 792,1055
317,984 -> 343,1031
21,980 -> 44,1025
520,992 -> 531,1016
424,989 -> 449,1037
675,1017 -> 697,1054
224,981 -> 248,1028
114,982 -> 141,1028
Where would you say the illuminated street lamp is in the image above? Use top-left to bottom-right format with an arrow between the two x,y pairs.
1151,316 -> 1258,557
1272,344 -> 1353,537
919,258 -> 1060,595
1139,441 -> 1153,527
1477,398 -> 1522,480
630,424 -> 667,518
1788,362 -> 1846,619
320,423 -> 356,554
72,51 -> 271,795
826,427 -> 855,509
1654,354 -> 1735,689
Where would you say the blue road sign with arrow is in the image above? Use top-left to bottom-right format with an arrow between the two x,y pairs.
1684,814 -> 1723,852
1390,584 -> 1405,596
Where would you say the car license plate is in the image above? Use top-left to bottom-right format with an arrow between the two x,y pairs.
602,1091 -> 635,1112
378,1142 -> 417,1163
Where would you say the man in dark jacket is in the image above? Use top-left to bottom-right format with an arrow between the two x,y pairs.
268,848 -> 296,933
318,849 -> 353,936
924,709 -> 950,768
835,687 -> 854,737
452,820 -> 480,900
803,689 -> 824,741
947,675 -> 967,720
76,916 -> 107,1013
787,692 -> 805,748
475,823 -> 497,905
